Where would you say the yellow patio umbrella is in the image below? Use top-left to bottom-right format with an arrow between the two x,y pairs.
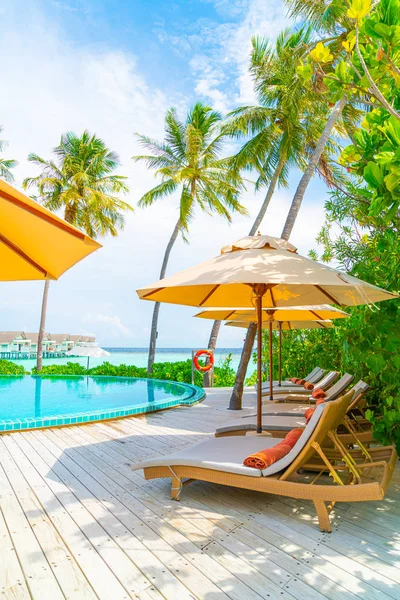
225,318 -> 335,389
0,179 -> 101,280
137,234 -> 397,433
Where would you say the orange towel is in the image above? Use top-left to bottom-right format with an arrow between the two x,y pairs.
312,387 -> 326,400
290,377 -> 298,383
303,381 -> 314,390
244,428 -> 303,470
316,398 -> 326,406
304,407 -> 315,423
296,378 -> 306,385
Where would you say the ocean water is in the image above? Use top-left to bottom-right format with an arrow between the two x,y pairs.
12,347 -> 252,373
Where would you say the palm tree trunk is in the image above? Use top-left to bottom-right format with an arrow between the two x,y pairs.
36,280 -> 50,371
281,95 -> 347,240
229,323 -> 257,409
148,218 -> 181,372
203,319 -> 221,387
227,98 -> 347,409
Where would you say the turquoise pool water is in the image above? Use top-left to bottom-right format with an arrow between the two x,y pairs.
0,376 -> 205,432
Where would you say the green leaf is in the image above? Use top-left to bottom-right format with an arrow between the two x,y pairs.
363,161 -> 384,188
374,151 -> 395,165
384,172 -> 400,192
374,23 -> 393,40
296,63 -> 313,82
335,61 -> 352,83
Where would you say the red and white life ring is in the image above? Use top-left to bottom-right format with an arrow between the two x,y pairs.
193,349 -> 214,372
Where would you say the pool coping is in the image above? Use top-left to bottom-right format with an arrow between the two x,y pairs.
0,375 -> 206,433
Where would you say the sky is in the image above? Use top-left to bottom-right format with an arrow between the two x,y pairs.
0,0 -> 331,348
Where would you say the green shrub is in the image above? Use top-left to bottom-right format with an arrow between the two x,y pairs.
0,359 -> 27,375
88,362 -> 148,378
31,361 -> 87,375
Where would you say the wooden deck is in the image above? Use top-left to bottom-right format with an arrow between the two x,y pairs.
0,388 -> 399,600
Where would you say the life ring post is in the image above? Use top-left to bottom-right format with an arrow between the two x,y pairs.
192,349 -> 214,385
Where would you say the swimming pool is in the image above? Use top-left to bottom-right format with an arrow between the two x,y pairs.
0,376 -> 205,432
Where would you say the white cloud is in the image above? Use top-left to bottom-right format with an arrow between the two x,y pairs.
83,313 -> 132,338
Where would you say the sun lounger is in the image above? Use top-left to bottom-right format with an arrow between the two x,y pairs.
132,390 -> 397,532
215,379 -> 366,439
277,372 -> 354,403
262,370 -> 339,398
259,366 -> 325,389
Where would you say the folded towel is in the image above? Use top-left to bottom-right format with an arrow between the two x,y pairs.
296,379 -> 306,385
312,387 -> 327,400
304,398 -> 325,423
244,428 -> 303,470
304,381 -> 314,390
290,377 -> 298,383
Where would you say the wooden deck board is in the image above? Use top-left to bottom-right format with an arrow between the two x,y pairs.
0,388 -> 399,600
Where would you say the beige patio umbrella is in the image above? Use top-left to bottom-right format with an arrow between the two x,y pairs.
194,305 -> 348,394
137,235 -> 397,433
225,318 -> 334,389
0,179 -> 101,280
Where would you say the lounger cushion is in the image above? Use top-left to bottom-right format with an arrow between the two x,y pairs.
132,436 -> 275,477
133,403 -> 326,479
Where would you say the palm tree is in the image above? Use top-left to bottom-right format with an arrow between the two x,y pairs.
205,29 -> 343,393
204,29 -> 327,386
0,127 -> 17,182
227,26 -> 357,408
23,130 -> 132,371
133,102 -> 247,372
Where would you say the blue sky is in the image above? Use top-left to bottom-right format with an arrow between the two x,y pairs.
0,0 -> 331,348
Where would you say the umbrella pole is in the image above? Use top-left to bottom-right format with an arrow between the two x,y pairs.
87,356 -> 90,370
269,319 -> 273,401
278,323 -> 282,386
256,294 -> 263,434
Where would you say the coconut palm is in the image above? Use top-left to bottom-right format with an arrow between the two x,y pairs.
205,29 -> 344,393
133,102 -> 247,372
23,130 -> 132,371
0,127 -> 17,182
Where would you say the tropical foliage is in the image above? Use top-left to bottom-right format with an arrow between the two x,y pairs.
0,360 -> 26,375
24,130 -> 131,237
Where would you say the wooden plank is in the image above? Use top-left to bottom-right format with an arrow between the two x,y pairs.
0,462 -> 65,600
0,507 -> 31,600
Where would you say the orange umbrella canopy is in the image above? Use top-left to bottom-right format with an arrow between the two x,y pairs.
137,235 -> 397,308
0,179 -> 101,281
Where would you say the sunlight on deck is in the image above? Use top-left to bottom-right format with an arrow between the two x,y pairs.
0,388 -> 399,600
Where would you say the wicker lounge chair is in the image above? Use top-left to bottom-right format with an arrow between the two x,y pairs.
132,390 -> 397,532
